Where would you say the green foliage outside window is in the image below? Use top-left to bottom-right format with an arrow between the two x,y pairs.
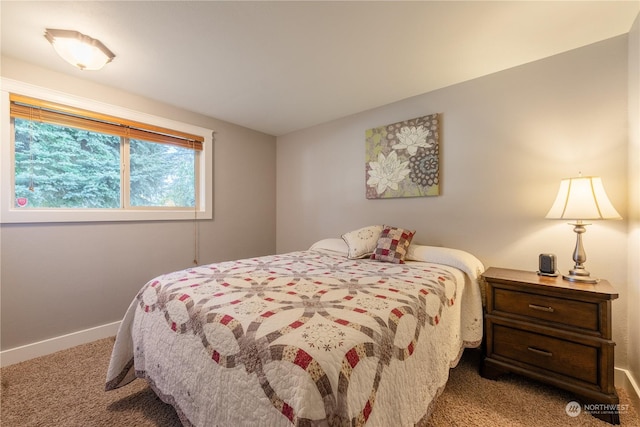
14,119 -> 196,209
130,139 -> 195,207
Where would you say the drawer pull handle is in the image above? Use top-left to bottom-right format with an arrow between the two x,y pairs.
528,347 -> 553,357
528,303 -> 554,313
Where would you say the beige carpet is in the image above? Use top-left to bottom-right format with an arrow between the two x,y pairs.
1,337 -> 637,426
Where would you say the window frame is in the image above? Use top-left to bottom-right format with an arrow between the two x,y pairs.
1,78 -> 213,223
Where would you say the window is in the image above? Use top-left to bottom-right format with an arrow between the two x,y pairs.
14,119 -> 123,209
1,80 -> 213,223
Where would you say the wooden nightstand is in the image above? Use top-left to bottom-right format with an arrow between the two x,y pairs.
480,267 -> 620,424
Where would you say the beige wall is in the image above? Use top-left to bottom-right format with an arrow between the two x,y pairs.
277,36 -> 631,369
0,57 -> 277,350
627,14 -> 640,388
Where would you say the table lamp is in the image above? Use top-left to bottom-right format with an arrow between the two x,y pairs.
545,175 -> 621,283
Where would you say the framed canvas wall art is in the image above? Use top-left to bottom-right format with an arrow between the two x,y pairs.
365,113 -> 440,199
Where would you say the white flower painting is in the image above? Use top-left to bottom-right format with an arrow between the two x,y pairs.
366,151 -> 411,195
393,125 -> 433,156
365,114 -> 440,199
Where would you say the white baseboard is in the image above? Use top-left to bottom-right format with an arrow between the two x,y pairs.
615,367 -> 640,413
0,321 -> 120,368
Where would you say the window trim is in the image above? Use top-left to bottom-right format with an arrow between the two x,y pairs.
1,78 -> 213,223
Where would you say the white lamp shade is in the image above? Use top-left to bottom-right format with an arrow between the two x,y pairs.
546,176 -> 622,220
45,29 -> 115,71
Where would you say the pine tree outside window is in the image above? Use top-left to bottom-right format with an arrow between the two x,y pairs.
1,81 -> 213,223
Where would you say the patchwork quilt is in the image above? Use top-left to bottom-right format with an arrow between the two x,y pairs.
106,247 -> 483,426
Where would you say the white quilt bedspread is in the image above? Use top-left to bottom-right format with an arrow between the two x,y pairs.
106,249 -> 483,426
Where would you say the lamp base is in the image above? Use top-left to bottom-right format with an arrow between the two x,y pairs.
562,273 -> 599,284
562,221 -> 600,284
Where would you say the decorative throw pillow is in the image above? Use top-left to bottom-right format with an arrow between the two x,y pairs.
370,225 -> 415,264
341,225 -> 384,259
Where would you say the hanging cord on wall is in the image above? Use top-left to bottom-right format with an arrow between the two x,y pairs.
192,130 -> 215,265
193,201 -> 198,265
192,136 -> 199,265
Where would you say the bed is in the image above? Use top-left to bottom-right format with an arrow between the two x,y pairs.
106,234 -> 484,426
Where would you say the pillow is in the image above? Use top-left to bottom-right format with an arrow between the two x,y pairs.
370,225 -> 415,264
341,225 -> 384,259
309,238 -> 349,256
406,244 -> 485,280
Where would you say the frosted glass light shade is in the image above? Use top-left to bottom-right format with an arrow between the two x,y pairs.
546,176 -> 621,220
45,29 -> 115,71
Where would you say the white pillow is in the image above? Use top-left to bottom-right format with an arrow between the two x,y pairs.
406,244 -> 485,279
341,225 -> 384,259
309,238 -> 349,256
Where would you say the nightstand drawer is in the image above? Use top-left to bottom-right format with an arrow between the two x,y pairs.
493,324 -> 598,384
493,288 -> 599,332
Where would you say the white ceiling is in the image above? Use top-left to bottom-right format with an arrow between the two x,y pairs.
1,1 -> 638,136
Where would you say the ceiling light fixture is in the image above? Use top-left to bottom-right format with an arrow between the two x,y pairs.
44,29 -> 115,71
